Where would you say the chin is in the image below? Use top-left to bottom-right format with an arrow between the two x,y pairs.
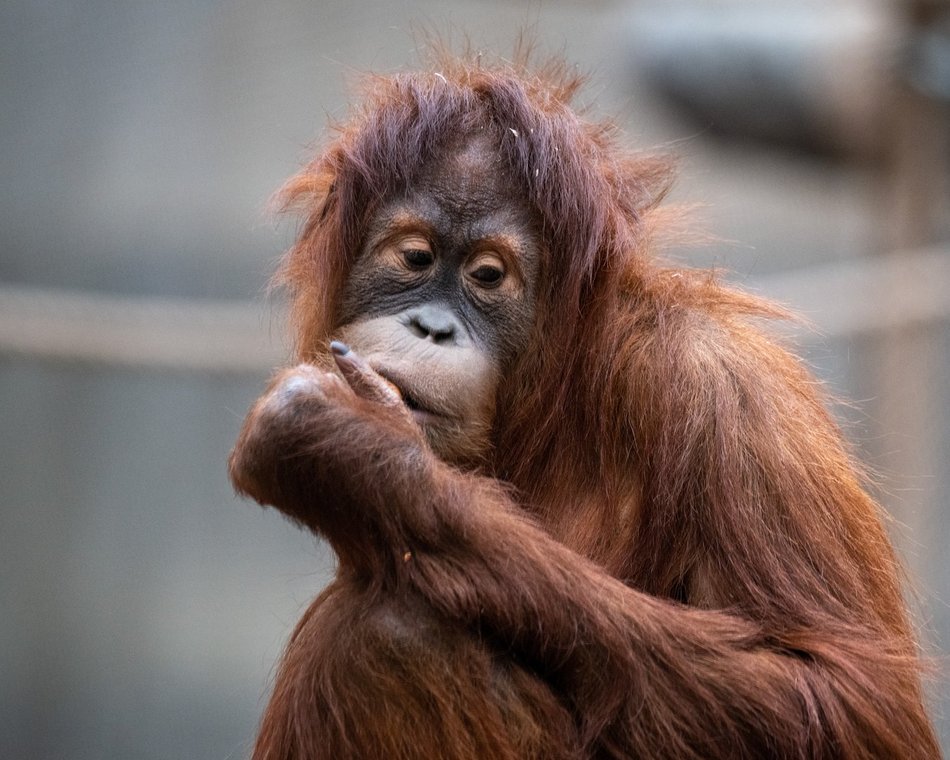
423,417 -> 492,468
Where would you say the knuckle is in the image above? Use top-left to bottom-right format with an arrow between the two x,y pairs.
260,365 -> 356,419
261,366 -> 332,414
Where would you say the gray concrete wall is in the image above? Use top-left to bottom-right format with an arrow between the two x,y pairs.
1,1 -> 947,757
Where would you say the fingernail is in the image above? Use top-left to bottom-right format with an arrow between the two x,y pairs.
329,341 -> 350,356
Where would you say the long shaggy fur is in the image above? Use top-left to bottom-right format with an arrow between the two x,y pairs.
239,50 -> 940,759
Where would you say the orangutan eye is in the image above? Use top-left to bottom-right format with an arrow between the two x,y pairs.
470,265 -> 504,285
402,248 -> 434,269
466,253 -> 506,288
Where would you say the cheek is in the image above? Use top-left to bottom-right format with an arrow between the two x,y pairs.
477,297 -> 535,371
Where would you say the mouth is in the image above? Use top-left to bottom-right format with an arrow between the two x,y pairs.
373,366 -> 445,423
397,385 -> 432,420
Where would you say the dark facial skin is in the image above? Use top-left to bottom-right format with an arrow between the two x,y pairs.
335,137 -> 541,464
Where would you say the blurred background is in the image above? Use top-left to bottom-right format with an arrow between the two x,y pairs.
1,0 -> 948,757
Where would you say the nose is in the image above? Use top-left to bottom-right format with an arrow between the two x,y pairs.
405,305 -> 464,345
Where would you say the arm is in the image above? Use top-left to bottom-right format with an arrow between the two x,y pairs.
229,326 -> 938,758
407,476 -> 935,758
408,282 -> 938,757
228,355 -> 436,577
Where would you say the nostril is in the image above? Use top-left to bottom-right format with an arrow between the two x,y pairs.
428,324 -> 456,344
407,306 -> 458,344
407,317 -> 429,339
430,324 -> 455,342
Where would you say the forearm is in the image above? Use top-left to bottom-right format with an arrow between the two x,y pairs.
228,365 -> 435,573
403,485 -> 936,758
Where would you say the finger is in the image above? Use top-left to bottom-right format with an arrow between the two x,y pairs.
330,341 -> 403,407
